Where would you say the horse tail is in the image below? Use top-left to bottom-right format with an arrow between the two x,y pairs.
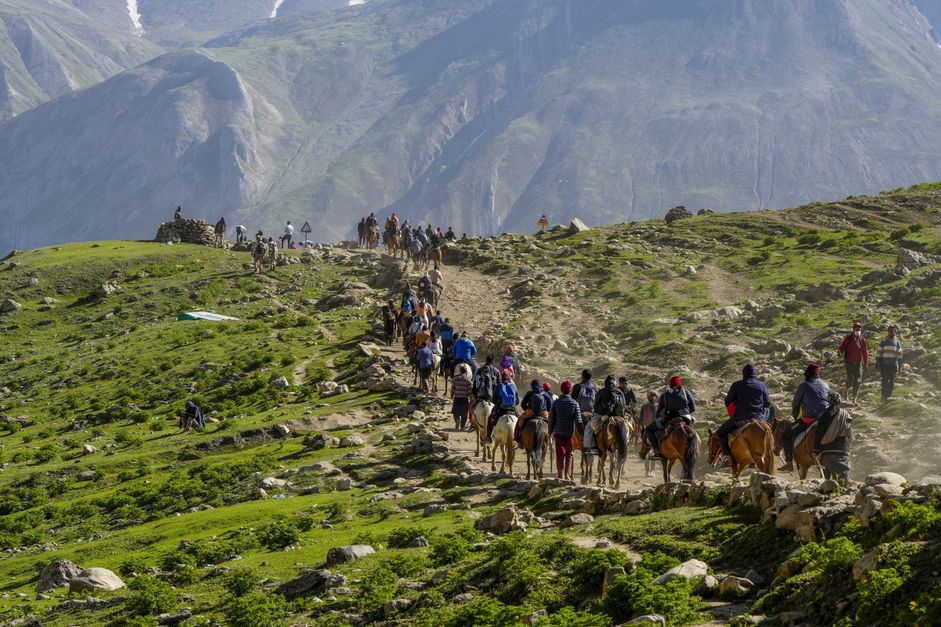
762,422 -> 775,475
682,426 -> 699,480
615,421 -> 629,466
533,419 -> 547,470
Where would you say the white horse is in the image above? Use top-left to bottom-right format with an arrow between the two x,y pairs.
491,413 -> 518,476
472,400 -> 494,461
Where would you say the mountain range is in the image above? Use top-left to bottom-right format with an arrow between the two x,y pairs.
3,0 -> 941,249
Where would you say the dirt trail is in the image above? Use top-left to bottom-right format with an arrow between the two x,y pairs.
378,261 -> 666,488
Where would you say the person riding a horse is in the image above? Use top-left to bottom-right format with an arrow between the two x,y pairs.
780,363 -> 830,472
429,263 -> 444,295
401,286 -> 417,314
487,370 -> 519,441
515,380 -> 548,444
717,363 -> 772,467
593,374 -> 627,434
648,375 -> 696,460
572,370 -> 598,454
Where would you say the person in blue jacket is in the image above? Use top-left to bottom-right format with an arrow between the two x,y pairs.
452,331 -> 478,375
717,364 -> 772,466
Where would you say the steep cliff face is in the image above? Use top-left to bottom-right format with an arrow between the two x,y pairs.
3,0 -> 941,249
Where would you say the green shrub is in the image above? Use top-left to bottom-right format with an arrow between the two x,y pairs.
799,537 -> 862,577
225,592 -> 286,627
169,563 -> 200,585
225,569 -> 261,597
602,570 -> 703,625
562,549 -> 628,603
358,564 -> 398,608
387,526 -> 430,549
856,566 -> 908,623
258,519 -> 300,550
127,575 -> 177,616
535,607 -> 612,626
119,557 -> 148,577
884,501 -> 941,540
429,533 -> 471,567
322,501 -> 347,524
416,597 -> 525,627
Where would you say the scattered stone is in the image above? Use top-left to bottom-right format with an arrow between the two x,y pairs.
567,219 -> 590,235
277,569 -> 346,599
560,513 -> 594,528
407,536 -> 430,548
69,568 -> 125,593
477,504 -> 534,534
423,504 -> 448,517
254,488 -> 268,499
37,560 -> 82,592
326,545 -> 375,565
719,575 -> 754,598
603,567 -> 626,594
654,559 -> 708,584
865,472 -> 906,488
0,299 -> 21,313
270,376 -> 290,390
818,479 -> 840,495
275,424 -> 291,437
384,599 -> 412,618
261,477 -> 288,490
853,552 -> 879,581
453,592 -> 474,604
336,478 -> 352,491
82,444 -> 98,455
156,609 -> 192,626
76,470 -> 97,482
626,615 -> 667,625
694,574 -> 719,596
339,435 -> 365,447
526,610 -> 549,625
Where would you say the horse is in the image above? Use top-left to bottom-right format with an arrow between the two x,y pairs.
639,419 -> 700,483
491,412 -> 518,475
572,421 -> 594,485
421,286 -> 440,309
471,400 -> 494,462
439,354 -> 455,395
411,350 -> 440,393
383,229 -> 400,255
520,417 -> 549,481
706,420 -> 775,478
772,418 -> 822,480
426,246 -> 443,270
595,417 -> 631,488
213,219 -> 226,247
367,226 -> 380,250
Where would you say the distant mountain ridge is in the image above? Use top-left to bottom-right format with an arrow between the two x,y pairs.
3,0 -> 941,250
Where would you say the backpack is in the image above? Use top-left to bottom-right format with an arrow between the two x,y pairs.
577,382 -> 597,413
500,384 -> 516,408
401,295 -> 415,313
474,369 -> 497,401
598,389 -> 626,417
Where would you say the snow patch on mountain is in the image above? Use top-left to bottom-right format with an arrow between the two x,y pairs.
270,0 -> 286,18
349,0 -> 367,6
127,0 -> 144,33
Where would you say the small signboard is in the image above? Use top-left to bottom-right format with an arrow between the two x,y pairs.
301,222 -> 312,234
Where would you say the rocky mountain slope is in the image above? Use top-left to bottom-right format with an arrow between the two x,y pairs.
0,0 -> 163,119
1,187 -> 941,625
4,0 -> 941,250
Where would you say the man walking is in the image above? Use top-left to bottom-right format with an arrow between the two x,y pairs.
876,326 -> 903,402
838,321 -> 869,403
548,380 -> 582,480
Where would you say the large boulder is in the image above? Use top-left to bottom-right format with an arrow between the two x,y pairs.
37,560 -> 82,592
896,248 -> 937,272
69,568 -> 125,592
567,219 -> 590,235
664,206 -> 693,224
477,504 -> 534,534
654,559 -> 708,584
326,545 -> 375,565
0,298 -> 21,313
277,569 -> 346,599
154,218 -> 217,246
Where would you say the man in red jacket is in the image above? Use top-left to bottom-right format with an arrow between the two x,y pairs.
838,321 -> 869,403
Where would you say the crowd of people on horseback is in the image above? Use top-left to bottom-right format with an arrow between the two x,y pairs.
357,212 -> 460,270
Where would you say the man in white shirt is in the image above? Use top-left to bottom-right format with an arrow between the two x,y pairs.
281,221 -> 295,248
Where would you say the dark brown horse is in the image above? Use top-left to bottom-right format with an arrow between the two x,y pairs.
383,229 -> 400,255
595,418 -> 631,488
572,418 -> 594,484
706,420 -> 775,478
520,417 -> 548,480
772,418 -> 821,480
640,420 -> 700,483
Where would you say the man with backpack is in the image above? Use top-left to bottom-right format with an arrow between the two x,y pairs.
515,380 -> 548,444
181,400 -> 205,432
571,370 -> 598,454
439,318 -> 455,354
473,356 -> 500,403
416,342 -> 435,392
648,375 -> 696,459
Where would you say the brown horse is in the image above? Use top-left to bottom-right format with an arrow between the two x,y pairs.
383,229 -> 400,255
594,418 -> 631,488
640,420 -> 700,483
772,418 -> 821,480
367,226 -> 380,249
572,417 -> 594,484
706,420 -> 775,478
426,246 -> 443,270
520,417 -> 549,480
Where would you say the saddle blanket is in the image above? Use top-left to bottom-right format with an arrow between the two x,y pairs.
589,415 -> 625,433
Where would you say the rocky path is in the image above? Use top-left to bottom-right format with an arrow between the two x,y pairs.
377,260 -> 665,488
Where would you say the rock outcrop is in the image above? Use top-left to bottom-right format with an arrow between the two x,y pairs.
154,218 -> 217,246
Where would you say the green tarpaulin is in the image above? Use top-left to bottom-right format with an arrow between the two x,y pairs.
176,311 -> 240,321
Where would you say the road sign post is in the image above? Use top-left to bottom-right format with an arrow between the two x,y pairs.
301,222 -> 312,245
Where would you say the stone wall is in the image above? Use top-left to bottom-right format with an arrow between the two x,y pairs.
154,218 -> 217,246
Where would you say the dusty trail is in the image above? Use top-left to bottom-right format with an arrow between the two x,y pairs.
378,260 -> 666,488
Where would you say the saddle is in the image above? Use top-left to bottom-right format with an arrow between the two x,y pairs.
590,414 -> 624,433
660,417 -> 692,442
793,422 -> 818,449
729,418 -> 763,443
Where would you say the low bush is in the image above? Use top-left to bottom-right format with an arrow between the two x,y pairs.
127,575 -> 176,616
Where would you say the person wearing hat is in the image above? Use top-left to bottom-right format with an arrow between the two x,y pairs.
717,364 -> 772,467
487,370 -> 519,441
548,380 -> 582,479
813,391 -> 853,482
571,369 -> 599,454
649,375 -> 696,459
876,326 -> 903,402
779,363 -> 830,472
838,322 -> 869,403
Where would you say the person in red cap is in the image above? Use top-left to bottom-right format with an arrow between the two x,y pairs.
647,375 -> 696,459
548,380 -> 582,480
779,363 -> 830,472
838,322 -> 869,403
